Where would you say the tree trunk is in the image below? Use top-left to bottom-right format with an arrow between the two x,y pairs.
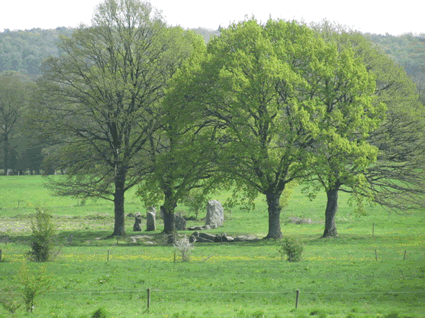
111,173 -> 127,237
322,186 -> 339,238
159,181 -> 178,234
162,190 -> 177,234
264,191 -> 283,239
162,205 -> 176,234
3,137 -> 9,175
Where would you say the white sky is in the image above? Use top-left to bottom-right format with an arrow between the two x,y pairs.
1,0 -> 423,36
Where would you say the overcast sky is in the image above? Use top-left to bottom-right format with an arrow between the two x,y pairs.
1,0 -> 423,36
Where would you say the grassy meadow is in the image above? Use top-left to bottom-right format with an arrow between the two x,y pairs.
0,175 -> 424,318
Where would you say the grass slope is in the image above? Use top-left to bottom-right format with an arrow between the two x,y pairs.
0,176 -> 424,318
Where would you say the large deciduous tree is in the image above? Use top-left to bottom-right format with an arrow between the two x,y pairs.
29,0 -> 196,236
308,21 -> 425,237
0,71 -> 33,175
175,18 -> 380,239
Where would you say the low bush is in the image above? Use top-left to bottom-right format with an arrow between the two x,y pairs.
173,235 -> 195,262
92,307 -> 109,318
18,261 -> 51,312
27,207 -> 60,262
278,237 -> 303,262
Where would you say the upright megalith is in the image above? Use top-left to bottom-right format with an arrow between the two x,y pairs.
205,200 -> 224,227
133,212 -> 142,231
147,206 -> 156,218
174,214 -> 187,231
146,211 -> 156,231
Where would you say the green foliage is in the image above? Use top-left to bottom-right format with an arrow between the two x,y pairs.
310,20 -> 425,213
281,180 -> 299,210
0,28 -> 75,75
91,307 -> 109,318
27,206 -> 59,262
278,237 -> 303,262
169,17 -> 387,239
0,71 -> 36,174
28,0 -> 204,236
0,287 -> 21,314
182,189 -> 208,220
17,261 -> 51,312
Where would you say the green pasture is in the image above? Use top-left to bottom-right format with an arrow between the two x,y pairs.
0,176 -> 424,317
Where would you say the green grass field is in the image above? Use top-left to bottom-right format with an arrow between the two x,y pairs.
0,176 -> 424,318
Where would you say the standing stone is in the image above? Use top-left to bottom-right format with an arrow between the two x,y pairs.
146,211 -> 156,231
174,214 -> 187,231
205,200 -> 224,227
67,234 -> 73,245
147,206 -> 156,217
133,212 -> 142,231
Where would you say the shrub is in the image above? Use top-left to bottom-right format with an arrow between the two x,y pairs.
27,207 -> 60,262
18,261 -> 51,312
278,237 -> 303,262
0,287 -> 21,314
309,309 -> 327,318
251,309 -> 266,318
92,307 -> 109,318
173,235 -> 195,262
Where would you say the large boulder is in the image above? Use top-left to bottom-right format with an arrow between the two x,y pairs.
213,233 -> 234,243
187,224 -> 216,231
174,214 -> 187,231
133,212 -> 142,231
233,234 -> 260,242
189,231 -> 234,243
146,211 -> 156,231
205,200 -> 224,227
189,231 -> 216,243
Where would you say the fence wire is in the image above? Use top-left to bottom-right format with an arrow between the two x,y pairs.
1,288 -> 424,296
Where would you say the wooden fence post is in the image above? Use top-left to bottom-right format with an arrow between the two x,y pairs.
107,250 -> 110,262
375,250 -> 378,261
147,288 -> 150,311
403,250 -> 407,261
0,249 -> 2,262
295,289 -> 300,309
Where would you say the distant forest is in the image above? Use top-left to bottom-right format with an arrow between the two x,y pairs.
0,26 -> 423,88
0,26 -> 424,175
0,27 -> 219,77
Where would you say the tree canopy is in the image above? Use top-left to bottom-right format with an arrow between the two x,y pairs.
28,0 -> 200,236
309,21 -> 425,233
168,18 -> 384,239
